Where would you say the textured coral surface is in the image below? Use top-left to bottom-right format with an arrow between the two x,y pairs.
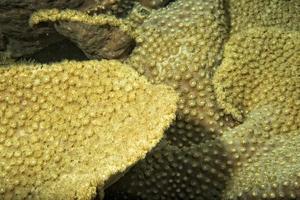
127,0 -> 237,133
0,60 -> 177,199
104,1 -> 300,199
226,0 -> 300,32
214,27 -> 300,200
0,0 -> 299,199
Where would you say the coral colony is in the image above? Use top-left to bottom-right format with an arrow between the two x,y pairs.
0,0 -> 299,199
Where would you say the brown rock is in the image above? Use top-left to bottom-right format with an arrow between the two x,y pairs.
55,21 -> 135,59
0,0 -> 89,57
139,0 -> 172,9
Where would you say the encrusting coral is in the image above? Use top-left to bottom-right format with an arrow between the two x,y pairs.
104,2 -> 300,200
2,0 -> 300,199
226,0 -> 300,33
0,59 -> 178,199
98,5 -> 234,193
126,0 -> 238,133
213,27 -> 300,199
105,134 -> 233,200
109,26 -> 300,200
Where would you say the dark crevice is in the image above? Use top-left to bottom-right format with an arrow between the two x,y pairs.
20,37 -> 88,63
223,0 -> 232,39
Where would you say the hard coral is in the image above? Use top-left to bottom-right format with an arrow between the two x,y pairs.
29,0 -> 238,134
213,27 -> 300,199
8,0 -> 300,199
106,137 -> 232,200
226,0 -> 300,32
104,1 -> 300,200
127,0 -> 237,133
85,0 -> 135,17
0,60 -> 177,199
165,117 -> 212,148
213,27 -> 299,123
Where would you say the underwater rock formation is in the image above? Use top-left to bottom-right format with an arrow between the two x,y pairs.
29,8 -> 138,60
0,0 -> 152,59
55,21 -> 135,60
139,0 -> 171,9
0,0 -> 89,57
0,60 -> 178,199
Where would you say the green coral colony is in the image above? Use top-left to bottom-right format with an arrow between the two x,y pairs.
0,0 -> 299,199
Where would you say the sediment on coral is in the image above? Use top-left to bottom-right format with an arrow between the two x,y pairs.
0,59 -> 178,199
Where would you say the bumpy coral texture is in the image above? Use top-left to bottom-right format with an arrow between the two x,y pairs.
13,0 -> 300,199
106,137 -> 232,200
166,118 -> 212,148
127,0 -> 237,133
29,0 -> 238,133
104,1 -> 299,200
226,0 -> 300,32
0,60 -> 178,200
213,27 -> 300,199
85,0 -> 135,17
107,1 -> 238,200
86,0 -> 171,15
